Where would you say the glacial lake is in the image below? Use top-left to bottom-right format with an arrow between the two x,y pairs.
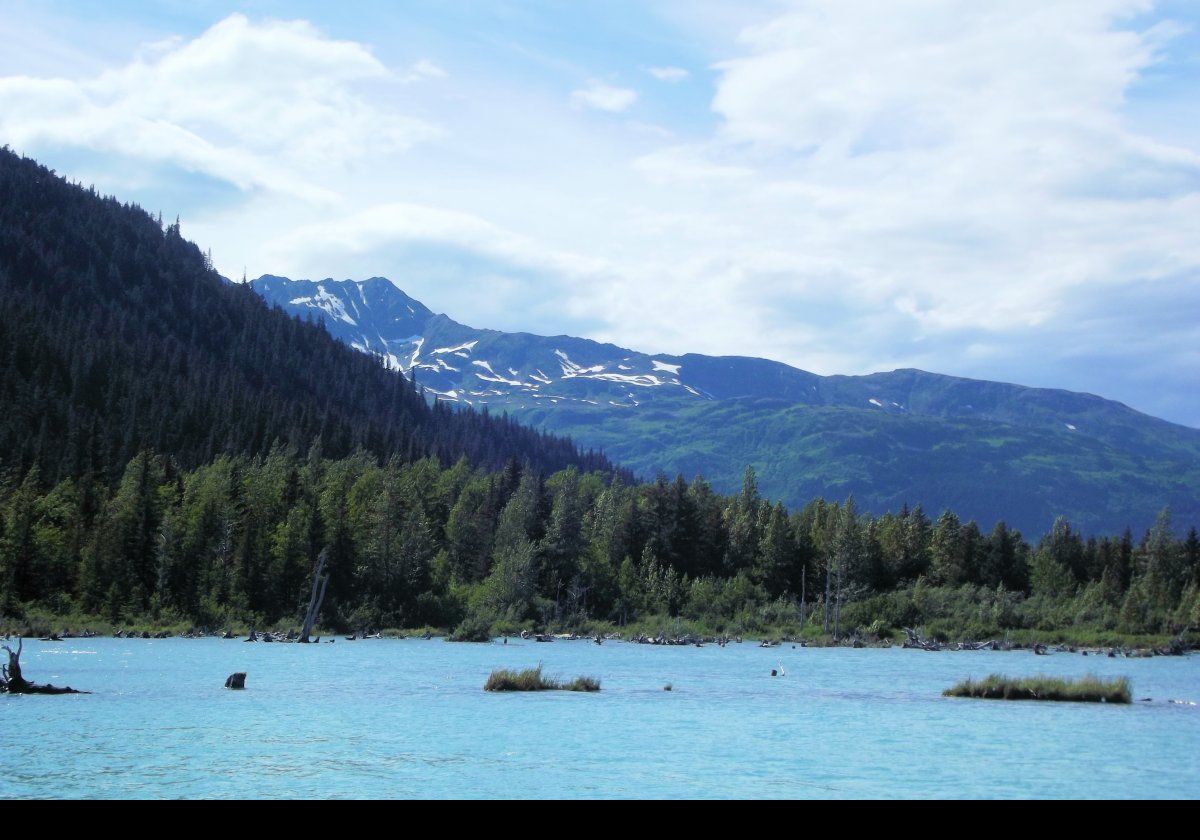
2,638 -> 1198,799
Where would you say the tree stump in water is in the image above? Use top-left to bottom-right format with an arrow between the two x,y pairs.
1,639 -> 88,695
225,672 -> 247,690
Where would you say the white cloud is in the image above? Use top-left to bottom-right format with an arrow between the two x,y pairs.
4,3 -> 1198,425
634,0 -> 1200,344
268,202 -> 610,281
570,80 -> 639,112
401,59 -> 447,83
0,14 -> 439,201
634,146 -> 753,184
647,66 -> 690,82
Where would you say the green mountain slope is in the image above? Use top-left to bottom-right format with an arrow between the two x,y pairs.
251,275 -> 1200,538
520,397 -> 1200,536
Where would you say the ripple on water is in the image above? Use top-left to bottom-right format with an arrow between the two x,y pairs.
1,639 -> 1198,799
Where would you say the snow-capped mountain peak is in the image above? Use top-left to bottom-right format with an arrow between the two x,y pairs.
251,275 -> 705,409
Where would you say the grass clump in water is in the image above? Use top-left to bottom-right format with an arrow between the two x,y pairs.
484,665 -> 600,693
944,674 -> 1131,704
563,675 -> 602,692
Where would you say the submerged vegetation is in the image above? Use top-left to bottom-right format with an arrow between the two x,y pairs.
484,665 -> 600,693
944,674 -> 1132,704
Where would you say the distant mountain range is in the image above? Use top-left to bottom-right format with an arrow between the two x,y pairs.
252,274 -> 1200,536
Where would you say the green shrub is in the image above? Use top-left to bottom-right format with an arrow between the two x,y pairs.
448,612 -> 494,643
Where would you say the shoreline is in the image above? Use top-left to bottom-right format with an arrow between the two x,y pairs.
7,626 -> 1195,660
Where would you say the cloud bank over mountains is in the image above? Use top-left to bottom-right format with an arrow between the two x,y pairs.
1,0 -> 1197,426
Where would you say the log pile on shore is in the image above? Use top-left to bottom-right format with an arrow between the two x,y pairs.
631,634 -> 741,647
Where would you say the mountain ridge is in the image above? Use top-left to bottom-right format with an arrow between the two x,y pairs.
0,149 -> 616,486
251,274 -> 1200,537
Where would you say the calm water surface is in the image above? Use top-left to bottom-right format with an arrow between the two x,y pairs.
2,638 -> 1198,799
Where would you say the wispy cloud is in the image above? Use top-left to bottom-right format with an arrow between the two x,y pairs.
0,14 -> 439,202
683,0 -> 1200,345
570,80 -> 638,112
647,66 -> 689,82
400,59 -> 447,83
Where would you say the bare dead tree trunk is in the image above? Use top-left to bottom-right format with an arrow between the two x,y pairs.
1,639 -> 87,695
800,566 -> 807,627
1,638 -> 25,689
834,562 -> 844,640
299,548 -> 330,644
823,557 -> 832,635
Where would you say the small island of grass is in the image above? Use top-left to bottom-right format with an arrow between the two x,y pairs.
944,674 -> 1132,704
484,665 -> 600,693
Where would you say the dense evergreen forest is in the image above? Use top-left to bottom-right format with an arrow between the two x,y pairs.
0,148 -> 616,486
1,449 -> 1197,644
1,148 -> 1197,645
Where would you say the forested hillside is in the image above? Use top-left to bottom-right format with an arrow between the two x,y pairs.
0,149 -> 614,487
2,148 -> 1197,644
1,449 -> 1197,643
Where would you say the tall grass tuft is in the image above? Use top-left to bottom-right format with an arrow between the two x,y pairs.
563,675 -> 602,692
944,674 -> 1131,704
484,665 -> 600,693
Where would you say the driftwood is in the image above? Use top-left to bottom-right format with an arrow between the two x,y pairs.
1159,630 -> 1191,657
957,640 -> 1000,652
902,628 -> 941,652
1,639 -> 88,695
299,549 -> 330,644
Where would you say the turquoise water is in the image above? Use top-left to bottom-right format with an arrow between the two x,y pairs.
2,638 -> 1198,799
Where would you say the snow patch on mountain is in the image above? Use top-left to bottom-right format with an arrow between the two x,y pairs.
555,349 -> 605,377
407,337 -> 425,371
302,287 -> 358,326
556,349 -> 672,388
472,360 -> 525,388
433,341 -> 478,355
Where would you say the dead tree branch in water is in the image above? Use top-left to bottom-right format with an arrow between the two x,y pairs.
1,639 -> 88,695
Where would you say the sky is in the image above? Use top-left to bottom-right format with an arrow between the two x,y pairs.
1,0 -> 1198,427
